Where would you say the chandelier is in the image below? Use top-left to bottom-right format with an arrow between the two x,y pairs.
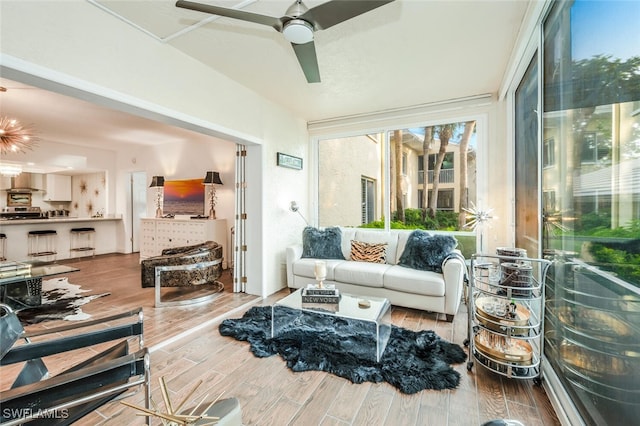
0,116 -> 39,155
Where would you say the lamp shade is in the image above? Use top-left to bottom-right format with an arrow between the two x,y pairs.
149,176 -> 164,188
203,171 -> 223,185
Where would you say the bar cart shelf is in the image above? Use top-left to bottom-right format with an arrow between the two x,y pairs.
466,253 -> 551,384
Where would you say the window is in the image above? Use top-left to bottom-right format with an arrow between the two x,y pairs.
429,189 -> 454,210
540,1 -> 640,424
361,177 -> 375,225
580,131 -> 610,164
317,121 -> 477,257
514,53 -> 539,258
401,152 -> 408,175
318,134 -> 383,228
543,137 -> 555,167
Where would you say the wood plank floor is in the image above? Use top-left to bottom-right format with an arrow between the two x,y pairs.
2,253 -> 560,425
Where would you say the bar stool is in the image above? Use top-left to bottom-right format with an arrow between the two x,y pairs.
0,233 -> 6,261
27,230 -> 57,261
70,227 -> 96,257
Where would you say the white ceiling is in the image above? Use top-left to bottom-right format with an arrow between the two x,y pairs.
94,0 -> 531,121
1,0 -> 531,172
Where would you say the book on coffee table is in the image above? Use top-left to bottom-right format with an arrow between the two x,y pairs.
302,285 -> 340,304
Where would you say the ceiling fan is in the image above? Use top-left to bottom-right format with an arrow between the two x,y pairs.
175,0 -> 395,83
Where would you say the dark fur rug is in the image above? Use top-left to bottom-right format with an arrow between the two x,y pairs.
219,306 -> 467,394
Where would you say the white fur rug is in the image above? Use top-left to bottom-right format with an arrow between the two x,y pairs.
17,277 -> 111,324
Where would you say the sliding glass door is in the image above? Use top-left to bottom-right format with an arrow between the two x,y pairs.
540,1 -> 640,424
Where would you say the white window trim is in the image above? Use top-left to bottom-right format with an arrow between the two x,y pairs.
309,96 -> 493,231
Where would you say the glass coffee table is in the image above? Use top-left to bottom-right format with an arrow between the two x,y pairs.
271,288 -> 392,362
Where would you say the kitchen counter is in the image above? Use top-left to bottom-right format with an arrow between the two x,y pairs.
0,216 -> 122,225
0,216 -> 124,261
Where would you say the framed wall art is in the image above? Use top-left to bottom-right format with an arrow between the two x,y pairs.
7,192 -> 32,207
163,178 -> 205,216
277,152 -> 303,170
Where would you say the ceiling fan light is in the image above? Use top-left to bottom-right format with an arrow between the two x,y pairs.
282,19 -> 314,44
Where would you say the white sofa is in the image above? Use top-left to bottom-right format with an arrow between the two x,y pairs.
286,227 -> 466,321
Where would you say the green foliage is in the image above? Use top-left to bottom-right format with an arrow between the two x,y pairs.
576,212 -> 611,233
388,208 -> 460,231
359,209 -> 461,231
589,243 -> 640,285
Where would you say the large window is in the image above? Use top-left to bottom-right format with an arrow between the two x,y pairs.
538,1 -> 640,424
317,122 -> 478,256
514,54 -> 539,258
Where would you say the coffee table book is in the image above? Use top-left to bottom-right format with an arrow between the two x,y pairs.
301,288 -> 340,304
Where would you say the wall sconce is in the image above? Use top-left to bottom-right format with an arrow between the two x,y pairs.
289,201 -> 308,225
149,176 -> 164,218
203,171 -> 223,219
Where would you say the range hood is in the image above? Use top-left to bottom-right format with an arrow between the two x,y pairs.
8,173 -> 42,193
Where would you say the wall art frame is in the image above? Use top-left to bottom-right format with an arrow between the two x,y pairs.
7,192 -> 32,207
277,152 -> 303,170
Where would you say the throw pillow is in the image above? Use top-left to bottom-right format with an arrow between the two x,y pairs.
350,241 -> 387,264
301,227 -> 345,259
398,230 -> 458,272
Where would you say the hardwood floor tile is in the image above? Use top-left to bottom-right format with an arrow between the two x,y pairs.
1,253 -> 561,425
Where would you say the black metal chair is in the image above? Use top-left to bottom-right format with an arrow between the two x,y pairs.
0,304 -> 150,425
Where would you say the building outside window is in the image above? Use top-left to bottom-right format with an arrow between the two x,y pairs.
317,122 -> 477,256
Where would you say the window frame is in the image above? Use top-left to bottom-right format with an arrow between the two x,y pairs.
309,99 -> 491,234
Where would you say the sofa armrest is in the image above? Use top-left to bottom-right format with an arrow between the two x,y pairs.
286,244 -> 303,287
441,250 -> 466,317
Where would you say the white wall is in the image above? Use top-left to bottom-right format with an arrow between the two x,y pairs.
0,0 -> 310,297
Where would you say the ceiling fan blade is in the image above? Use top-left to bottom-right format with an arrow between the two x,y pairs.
301,0 -> 395,31
291,42 -> 321,83
176,0 -> 282,30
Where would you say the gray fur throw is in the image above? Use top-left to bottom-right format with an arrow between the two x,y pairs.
399,230 -> 458,272
301,226 -> 345,259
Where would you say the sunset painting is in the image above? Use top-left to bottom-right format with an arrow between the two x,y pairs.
163,178 -> 205,216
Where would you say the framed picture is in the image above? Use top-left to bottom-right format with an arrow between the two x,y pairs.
163,178 -> 205,216
7,192 -> 32,207
277,152 -> 303,170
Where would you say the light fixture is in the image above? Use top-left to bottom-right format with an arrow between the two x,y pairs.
203,171 -> 223,220
289,201 -> 308,225
0,116 -> 39,155
463,201 -> 496,253
282,19 -> 314,44
0,164 -> 22,177
149,176 -> 165,218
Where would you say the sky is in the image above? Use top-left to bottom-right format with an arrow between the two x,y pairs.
164,178 -> 205,202
572,0 -> 640,60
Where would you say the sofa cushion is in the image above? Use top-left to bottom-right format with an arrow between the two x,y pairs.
383,265 -> 446,297
352,230 -> 399,264
350,241 -> 387,263
302,227 -> 345,259
339,227 -> 358,259
398,230 -> 458,272
334,261 -> 391,288
292,258 -> 345,281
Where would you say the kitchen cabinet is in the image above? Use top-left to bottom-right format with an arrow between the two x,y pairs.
0,176 -> 10,190
140,218 -> 228,268
44,175 -> 72,201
